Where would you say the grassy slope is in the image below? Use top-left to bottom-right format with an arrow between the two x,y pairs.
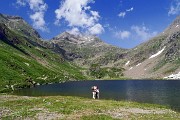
0,94 -> 179,120
0,35 -> 87,92
127,35 -> 167,66
0,22 -> 125,92
124,32 -> 180,78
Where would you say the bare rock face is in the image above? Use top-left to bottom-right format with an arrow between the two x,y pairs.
161,16 -> 180,62
0,13 -> 41,39
52,32 -> 103,46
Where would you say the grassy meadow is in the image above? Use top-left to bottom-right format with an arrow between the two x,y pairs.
0,94 -> 179,120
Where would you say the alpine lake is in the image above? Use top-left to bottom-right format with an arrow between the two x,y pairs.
14,80 -> 180,111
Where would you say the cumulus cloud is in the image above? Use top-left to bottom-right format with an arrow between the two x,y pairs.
16,0 -> 48,31
30,12 -> 47,31
118,7 -> 133,18
131,25 -> 157,41
115,30 -> 131,39
67,27 -> 80,35
88,24 -> 104,35
168,0 -> 180,16
55,0 -> 104,35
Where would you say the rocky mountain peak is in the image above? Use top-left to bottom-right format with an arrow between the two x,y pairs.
4,14 -> 23,20
0,13 -> 25,25
164,15 -> 180,35
172,16 -> 180,25
52,32 -> 101,45
0,13 -> 41,39
53,32 -> 76,40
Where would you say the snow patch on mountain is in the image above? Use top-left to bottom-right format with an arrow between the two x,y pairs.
125,61 -> 130,66
129,67 -> 133,70
136,63 -> 141,66
149,47 -> 166,59
164,72 -> 180,79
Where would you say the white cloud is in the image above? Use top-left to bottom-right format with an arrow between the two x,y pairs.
16,0 -> 48,31
115,30 -> 131,39
55,0 -> 103,35
30,12 -> 47,31
88,23 -> 104,35
90,11 -> 100,21
126,7 -> 133,12
131,25 -> 157,41
16,0 -> 26,6
67,28 -> 80,35
28,0 -> 47,12
118,7 -> 133,18
168,0 -> 180,15
118,12 -> 126,18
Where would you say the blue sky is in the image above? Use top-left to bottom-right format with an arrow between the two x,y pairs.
0,0 -> 180,48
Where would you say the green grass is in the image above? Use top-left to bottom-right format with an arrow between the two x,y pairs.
0,22 -> 124,93
0,39 -> 87,92
0,94 -> 179,120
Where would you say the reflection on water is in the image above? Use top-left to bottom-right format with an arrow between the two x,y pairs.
14,80 -> 180,111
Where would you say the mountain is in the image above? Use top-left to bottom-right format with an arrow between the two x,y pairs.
0,13 -> 180,93
123,16 -> 180,79
51,32 -> 127,66
0,14 -> 87,92
50,32 -> 127,78
0,13 -> 41,39
0,13 -> 126,93
50,15 -> 180,79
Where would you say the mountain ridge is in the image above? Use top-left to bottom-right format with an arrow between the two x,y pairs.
0,13 -> 180,92
123,15 -> 180,79
0,13 -> 41,39
0,14 -> 89,92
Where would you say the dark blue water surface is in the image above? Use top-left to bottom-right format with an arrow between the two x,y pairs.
14,80 -> 180,111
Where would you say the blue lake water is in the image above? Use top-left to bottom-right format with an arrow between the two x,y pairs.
14,80 -> 180,111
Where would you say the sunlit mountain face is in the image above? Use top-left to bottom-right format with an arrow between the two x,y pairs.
0,1 -> 180,93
